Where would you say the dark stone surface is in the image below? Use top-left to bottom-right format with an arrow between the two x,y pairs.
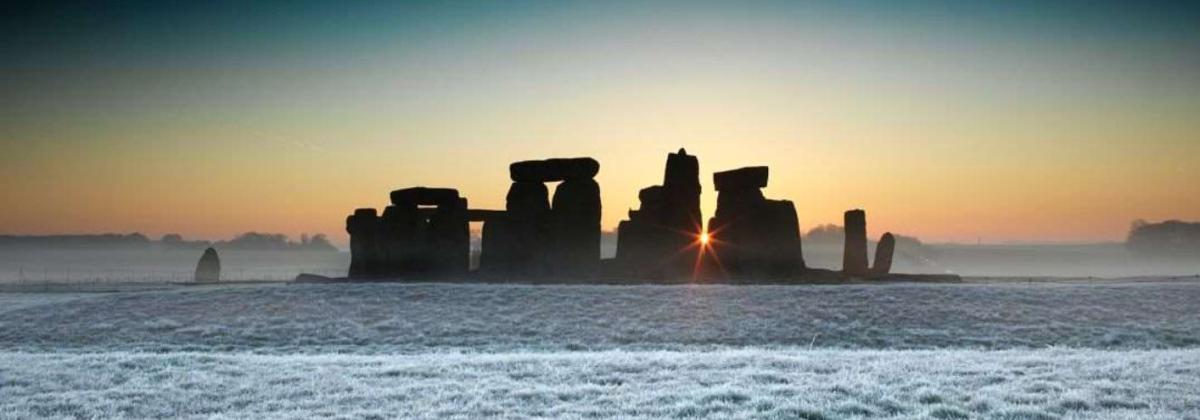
615,149 -> 704,279
467,209 -> 505,222
713,166 -> 768,191
549,178 -> 601,276
843,209 -> 869,277
871,232 -> 895,276
707,166 -> 805,278
346,208 -> 381,279
479,215 -> 514,274
506,182 -> 551,217
510,158 -> 600,183
348,190 -> 470,279
389,187 -> 460,207
496,182 -> 552,274
380,205 -> 420,277
427,197 -> 470,275
194,247 -> 220,283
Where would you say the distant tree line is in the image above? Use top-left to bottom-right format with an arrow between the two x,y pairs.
0,232 -> 338,252
1127,220 -> 1200,257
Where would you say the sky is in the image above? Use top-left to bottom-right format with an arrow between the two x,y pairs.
2,0 -> 1198,245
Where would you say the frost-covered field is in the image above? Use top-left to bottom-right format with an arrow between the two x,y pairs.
2,281 -> 1199,418
4,282 -> 1198,353
3,349 -> 1198,419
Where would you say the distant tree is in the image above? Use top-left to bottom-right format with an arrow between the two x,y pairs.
214,232 -> 337,252
803,224 -> 844,244
221,232 -> 291,250
1126,220 -> 1200,257
161,233 -> 184,244
298,234 -> 338,252
158,234 -> 212,250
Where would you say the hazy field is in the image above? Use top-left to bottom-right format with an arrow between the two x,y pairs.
2,281 -> 1199,419
2,242 -> 1196,285
0,249 -> 348,284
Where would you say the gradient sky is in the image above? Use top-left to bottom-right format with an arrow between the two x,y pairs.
3,0 -> 1199,245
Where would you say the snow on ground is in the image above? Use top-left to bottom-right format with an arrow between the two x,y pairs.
2,282 -> 1198,353
2,281 -> 1198,418
2,349 -> 1198,419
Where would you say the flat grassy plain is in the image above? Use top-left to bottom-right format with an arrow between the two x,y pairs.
2,281 -> 1198,419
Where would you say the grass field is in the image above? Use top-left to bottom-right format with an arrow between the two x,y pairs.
2,281 -> 1198,418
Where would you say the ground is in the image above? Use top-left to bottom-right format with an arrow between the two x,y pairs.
2,281 -> 1198,419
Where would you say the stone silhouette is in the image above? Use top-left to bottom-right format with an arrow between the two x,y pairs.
870,232 -> 895,276
194,247 -> 221,283
842,209 -> 869,277
616,148 -> 703,278
707,166 -> 805,277
510,158 -> 600,183
346,208 -> 382,278
345,188 -> 469,279
339,149 -> 959,284
550,176 -> 601,275
476,157 -> 601,278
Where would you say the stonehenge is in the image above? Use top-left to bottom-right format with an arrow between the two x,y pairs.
707,166 -> 806,278
615,149 -> 703,278
340,149 -> 944,283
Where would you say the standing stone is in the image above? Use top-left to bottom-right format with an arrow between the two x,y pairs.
427,197 -> 470,275
346,208 -> 382,278
194,247 -> 221,283
842,209 -> 868,277
479,214 -> 512,273
707,166 -> 806,278
503,181 -> 551,274
615,149 -> 704,278
550,178 -> 601,276
661,149 -> 703,272
871,232 -> 895,277
762,199 -> 805,275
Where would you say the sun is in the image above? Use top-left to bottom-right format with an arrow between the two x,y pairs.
699,232 -> 710,246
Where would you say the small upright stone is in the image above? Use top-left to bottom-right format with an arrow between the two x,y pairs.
842,209 -> 868,277
194,247 -> 221,283
870,232 -> 895,277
